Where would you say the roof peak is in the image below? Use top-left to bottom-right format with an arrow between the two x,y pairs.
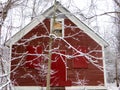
5,1 -> 108,47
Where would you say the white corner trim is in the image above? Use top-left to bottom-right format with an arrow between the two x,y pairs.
102,46 -> 108,87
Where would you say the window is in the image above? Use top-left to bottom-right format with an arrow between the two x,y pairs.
51,19 -> 64,37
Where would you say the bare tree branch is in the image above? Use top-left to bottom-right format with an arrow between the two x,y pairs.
87,11 -> 120,19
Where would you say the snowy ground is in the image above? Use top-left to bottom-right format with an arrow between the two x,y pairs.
107,83 -> 120,90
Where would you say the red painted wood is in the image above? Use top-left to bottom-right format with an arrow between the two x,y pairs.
73,46 -> 88,69
26,45 -> 42,69
73,57 -> 88,69
11,18 -> 104,86
51,51 -> 71,86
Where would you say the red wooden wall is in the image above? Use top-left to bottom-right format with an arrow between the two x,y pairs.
11,18 -> 104,87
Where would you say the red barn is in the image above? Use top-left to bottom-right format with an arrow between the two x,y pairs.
5,2 -> 108,90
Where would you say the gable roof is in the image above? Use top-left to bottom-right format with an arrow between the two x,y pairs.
5,1 -> 108,47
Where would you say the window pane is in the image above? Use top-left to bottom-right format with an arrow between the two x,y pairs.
52,20 -> 63,37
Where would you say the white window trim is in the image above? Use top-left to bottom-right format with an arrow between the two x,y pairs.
50,18 -> 64,38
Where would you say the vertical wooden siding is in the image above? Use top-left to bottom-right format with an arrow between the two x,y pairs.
11,18 -> 104,87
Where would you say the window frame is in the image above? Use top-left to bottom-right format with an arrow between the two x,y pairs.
50,18 -> 64,38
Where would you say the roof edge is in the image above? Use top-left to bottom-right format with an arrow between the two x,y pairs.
5,1 -> 109,47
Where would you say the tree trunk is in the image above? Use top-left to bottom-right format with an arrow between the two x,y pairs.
114,0 -> 120,87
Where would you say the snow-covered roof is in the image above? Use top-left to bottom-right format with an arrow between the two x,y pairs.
5,1 -> 109,47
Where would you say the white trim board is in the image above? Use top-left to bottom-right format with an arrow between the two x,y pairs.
5,1 -> 108,48
14,86 -> 107,90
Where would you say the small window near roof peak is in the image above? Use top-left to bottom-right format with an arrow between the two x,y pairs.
51,19 -> 64,37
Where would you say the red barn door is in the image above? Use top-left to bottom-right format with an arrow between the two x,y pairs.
51,51 -> 71,86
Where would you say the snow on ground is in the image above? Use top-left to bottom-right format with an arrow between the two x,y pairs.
107,83 -> 120,90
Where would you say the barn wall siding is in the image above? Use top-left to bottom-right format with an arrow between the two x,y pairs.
10,18 -> 104,87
